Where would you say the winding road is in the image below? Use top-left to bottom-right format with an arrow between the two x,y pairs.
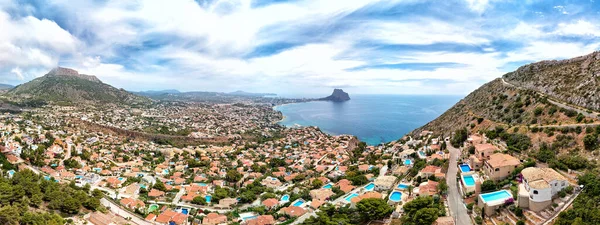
446,141 -> 472,225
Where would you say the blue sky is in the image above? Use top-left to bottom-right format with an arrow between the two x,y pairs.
1,0 -> 600,96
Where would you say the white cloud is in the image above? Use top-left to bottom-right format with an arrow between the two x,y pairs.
357,19 -> 490,45
553,5 -> 569,14
10,67 -> 23,80
465,0 -> 490,13
555,20 -> 600,37
0,11 -> 78,71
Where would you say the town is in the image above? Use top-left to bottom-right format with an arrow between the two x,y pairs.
0,97 -> 592,225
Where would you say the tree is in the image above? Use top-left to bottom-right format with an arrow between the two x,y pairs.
225,170 -> 242,183
0,205 -> 19,225
153,181 -> 167,192
451,128 -> 468,147
583,134 -> 598,151
402,196 -> 443,225
407,185 -> 414,197
413,208 -> 439,225
61,197 -> 81,214
468,146 -> 475,155
437,180 -> 449,195
356,198 -> 392,222
311,179 -> 324,189
192,196 -> 207,205
481,180 -> 496,192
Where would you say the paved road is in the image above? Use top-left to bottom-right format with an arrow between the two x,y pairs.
101,198 -> 153,225
446,141 -> 472,225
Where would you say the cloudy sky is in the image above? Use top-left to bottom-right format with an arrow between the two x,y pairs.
1,0 -> 600,96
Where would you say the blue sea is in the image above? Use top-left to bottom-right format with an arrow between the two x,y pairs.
275,95 -> 461,145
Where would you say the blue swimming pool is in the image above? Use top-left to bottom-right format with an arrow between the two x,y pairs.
463,175 -> 475,186
480,190 -> 512,203
292,199 -> 305,207
389,191 -> 402,202
281,195 -> 289,201
344,193 -> 359,202
323,183 -> 333,189
397,184 -> 409,189
418,151 -> 426,157
205,195 -> 212,203
181,208 -> 188,215
404,159 -> 412,165
459,164 -> 471,172
365,183 -> 375,191
198,183 -> 207,186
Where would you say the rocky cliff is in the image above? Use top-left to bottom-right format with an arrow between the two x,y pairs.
503,51 -> 600,110
319,89 -> 350,102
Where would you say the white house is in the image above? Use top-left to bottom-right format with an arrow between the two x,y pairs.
518,167 -> 569,212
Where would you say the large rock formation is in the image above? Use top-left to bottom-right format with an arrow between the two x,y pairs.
319,89 -> 350,102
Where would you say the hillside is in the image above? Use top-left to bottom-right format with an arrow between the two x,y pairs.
412,52 -> 600,161
504,51 -> 600,111
5,67 -> 149,106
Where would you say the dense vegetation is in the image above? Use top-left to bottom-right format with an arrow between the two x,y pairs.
555,172 -> 600,224
0,169 -> 104,224
400,196 -> 446,225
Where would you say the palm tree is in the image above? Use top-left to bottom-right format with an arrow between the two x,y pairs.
407,185 -> 414,197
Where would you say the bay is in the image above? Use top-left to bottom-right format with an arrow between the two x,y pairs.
275,95 -> 461,145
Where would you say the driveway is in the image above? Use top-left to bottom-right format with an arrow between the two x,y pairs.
446,141 -> 472,225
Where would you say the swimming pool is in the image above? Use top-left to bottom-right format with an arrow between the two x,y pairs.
404,159 -> 412,165
365,183 -> 375,191
239,212 -> 258,221
397,184 -> 409,190
344,193 -> 359,202
463,174 -> 475,186
418,151 -> 426,157
480,190 -> 513,204
292,199 -> 305,207
323,183 -> 333,189
118,177 -> 125,181
389,191 -> 402,202
205,195 -> 212,203
181,208 -> 189,215
148,204 -> 159,212
281,195 -> 290,202
459,164 -> 471,172
198,183 -> 207,186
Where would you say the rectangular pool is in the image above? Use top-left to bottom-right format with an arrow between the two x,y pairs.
459,164 -> 471,172
397,184 -> 409,189
292,200 -> 305,207
365,183 -> 375,191
344,193 -> 359,202
463,175 -> 475,186
480,190 -> 512,204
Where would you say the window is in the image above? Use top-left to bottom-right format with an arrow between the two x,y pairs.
533,190 -> 538,194
495,168 -> 499,172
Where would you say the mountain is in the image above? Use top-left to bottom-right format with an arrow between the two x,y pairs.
410,51 -> 600,164
5,67 -> 149,106
0,83 -> 14,90
413,52 -> 600,137
319,89 -> 350,102
227,90 -> 276,97
503,51 -> 600,111
135,89 -> 181,96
